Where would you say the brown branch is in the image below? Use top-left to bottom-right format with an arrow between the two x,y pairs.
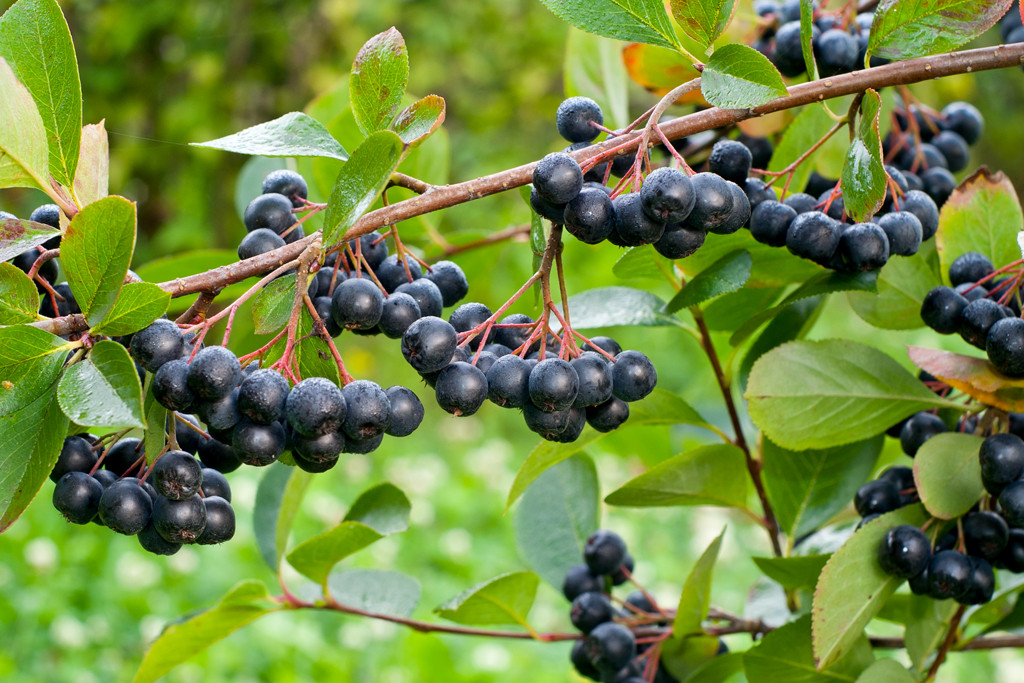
389,172 -> 433,195
927,604 -> 967,681
30,313 -> 89,336
175,290 -> 219,325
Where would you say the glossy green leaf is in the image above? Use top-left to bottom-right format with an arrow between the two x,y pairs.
565,286 -> 679,328
662,532 -> 726,679
564,28 -> 629,129
763,435 -> 883,540
848,240 -> 940,330
686,652 -> 747,683
841,90 -> 886,222
74,121 -> 108,206
254,464 -> 313,571
670,0 -> 736,47
91,282 -> 169,336
343,482 -> 411,534
0,262 -> 39,324
605,445 -> 747,509
913,432 -> 984,520
799,0 -> 818,79
753,554 -> 830,591
667,249 -> 751,312
392,94 -> 445,147
61,196 -> 136,325
506,389 -> 713,510
0,217 -> 58,262
812,505 -> 928,669
904,595 -> 958,671
0,325 -> 68,416
0,0 -> 81,187
700,45 -> 787,109
514,453 -> 599,589
350,28 -> 409,135
746,340 -> 961,450
133,580 -> 279,683
768,104 -> 834,195
867,0 -> 1012,60
435,571 -> 539,627
56,340 -> 144,429
748,616 -> 874,682
936,168 -> 1023,285
612,245 -> 674,281
252,274 -> 298,335
738,296 -> 823,391
192,112 -> 347,160
538,0 -> 679,50
327,569 -> 421,618
854,660 -> 915,683
321,130 -> 403,249
0,57 -> 49,192
704,286 -> 783,332
0,387 -> 66,532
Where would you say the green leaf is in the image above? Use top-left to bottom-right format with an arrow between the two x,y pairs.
679,228 -> 821,288
191,112 -> 347,161
326,569 -> 421,618
91,282 -> 169,336
700,44 -> 787,109
768,104 -> 834,195
0,217 -> 58,262
763,435 -> 884,541
56,340 -> 144,429
142,380 -> 166,466
252,274 -> 298,335
748,616 -> 873,682
254,464 -> 313,571
0,387 -> 67,532
936,168 -> 1023,283
0,324 -> 68,416
753,554 -> 830,591
848,240 -> 940,330
745,340 -> 960,450
514,453 -> 599,589
506,389 -> 713,509
564,28 -> 629,130
841,90 -> 886,222
662,531 -> 726,679
854,660 -> 915,683
321,130 -> 403,249
904,594 -> 958,672
566,286 -> 680,328
731,269 -> 877,346
667,249 -> 751,312
0,0 -> 81,188
286,482 -> 410,585
605,445 -> 748,509
61,196 -> 136,325
435,571 -> 539,627
867,0 -> 1012,60
738,296 -> 823,391
670,0 -> 736,47
74,121 -> 108,206
538,0 -> 679,50
812,505 -> 928,669
705,286 -> 784,332
132,580 -> 279,683
913,432 -> 984,520
686,652 -> 747,683
0,262 -> 39,324
0,57 -> 49,192
392,94 -> 445,147
612,245 -> 673,281
350,28 -> 409,135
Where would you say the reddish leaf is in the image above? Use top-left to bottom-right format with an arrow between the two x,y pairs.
622,43 -> 703,103
908,346 -> 1024,412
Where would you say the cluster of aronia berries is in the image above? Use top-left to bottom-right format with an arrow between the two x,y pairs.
883,102 -> 984,207
754,2 -> 884,79
5,203 -> 85,317
132,319 -> 424,469
921,252 -> 1024,377
401,309 -> 656,441
562,530 -> 706,683
867,433 -> 1024,606
49,432 -> 234,556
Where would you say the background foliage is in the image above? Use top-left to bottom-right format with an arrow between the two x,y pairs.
3,1 -> 1024,681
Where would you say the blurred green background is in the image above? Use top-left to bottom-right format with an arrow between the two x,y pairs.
3,1 -> 1024,681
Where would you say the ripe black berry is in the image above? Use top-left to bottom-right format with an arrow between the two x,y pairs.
708,140 -> 753,185
640,167 -> 696,224
557,96 -> 603,143
379,292 -> 422,339
959,298 -> 1007,349
343,433 -> 384,454
998,481 -> 1024,527
152,494 -> 206,544
187,346 -> 241,402
986,317 -> 1024,377
980,433 -> 1024,496
104,437 -> 144,476
331,278 -> 385,330
959,557 -> 996,605
584,529 -> 627,575
53,471 -> 103,524
29,203 -> 60,229
586,397 -> 629,432
530,189 -> 567,223
941,102 -> 983,145
586,622 -> 636,674
839,223 -> 889,271
450,302 -> 493,350
493,314 -> 534,351
394,278 -> 443,319
232,419 -> 286,466
153,359 -> 195,412
529,358 -> 580,411
243,193 -> 296,235
1000,528 -> 1024,572
261,169 -> 308,207
195,389 -> 242,432
611,351 -> 657,402
613,193 -> 665,246
341,380 -> 391,440
927,549 -> 972,600
653,224 -> 706,260
711,182 -> 751,235
876,212 -> 922,257
900,412 -> 947,457
931,131 -> 969,173
963,511 -> 1009,561
750,200 -> 796,247
238,228 -> 286,260
921,286 -> 968,334
237,369 -> 289,424
138,522 -> 181,555
878,466 -> 917,505
151,450 -> 202,500
286,377 -> 347,437
571,639 -> 600,681
685,173 -> 735,233
292,429 -> 345,464
200,467 -> 231,501
38,282 -> 79,318
744,176 -> 777,209
772,21 -> 810,77
435,362 -> 488,416
523,403 -> 573,439
878,524 -> 931,578
402,316 -> 458,373
197,496 -> 235,545
98,479 -> 153,535
854,480 -> 900,516
786,211 -> 840,264
565,187 -> 616,244
533,152 -> 584,205
50,436 -> 97,483
921,167 -> 957,206
814,28 -> 858,76
384,385 -> 423,437
570,591 -> 614,634
424,260 -> 469,307
130,319 -> 184,374
376,254 -> 423,293
571,353 -> 613,407
486,354 -> 532,408
783,192 -> 817,214
198,434 -> 241,474
563,564 -> 604,601
949,252 -> 994,287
